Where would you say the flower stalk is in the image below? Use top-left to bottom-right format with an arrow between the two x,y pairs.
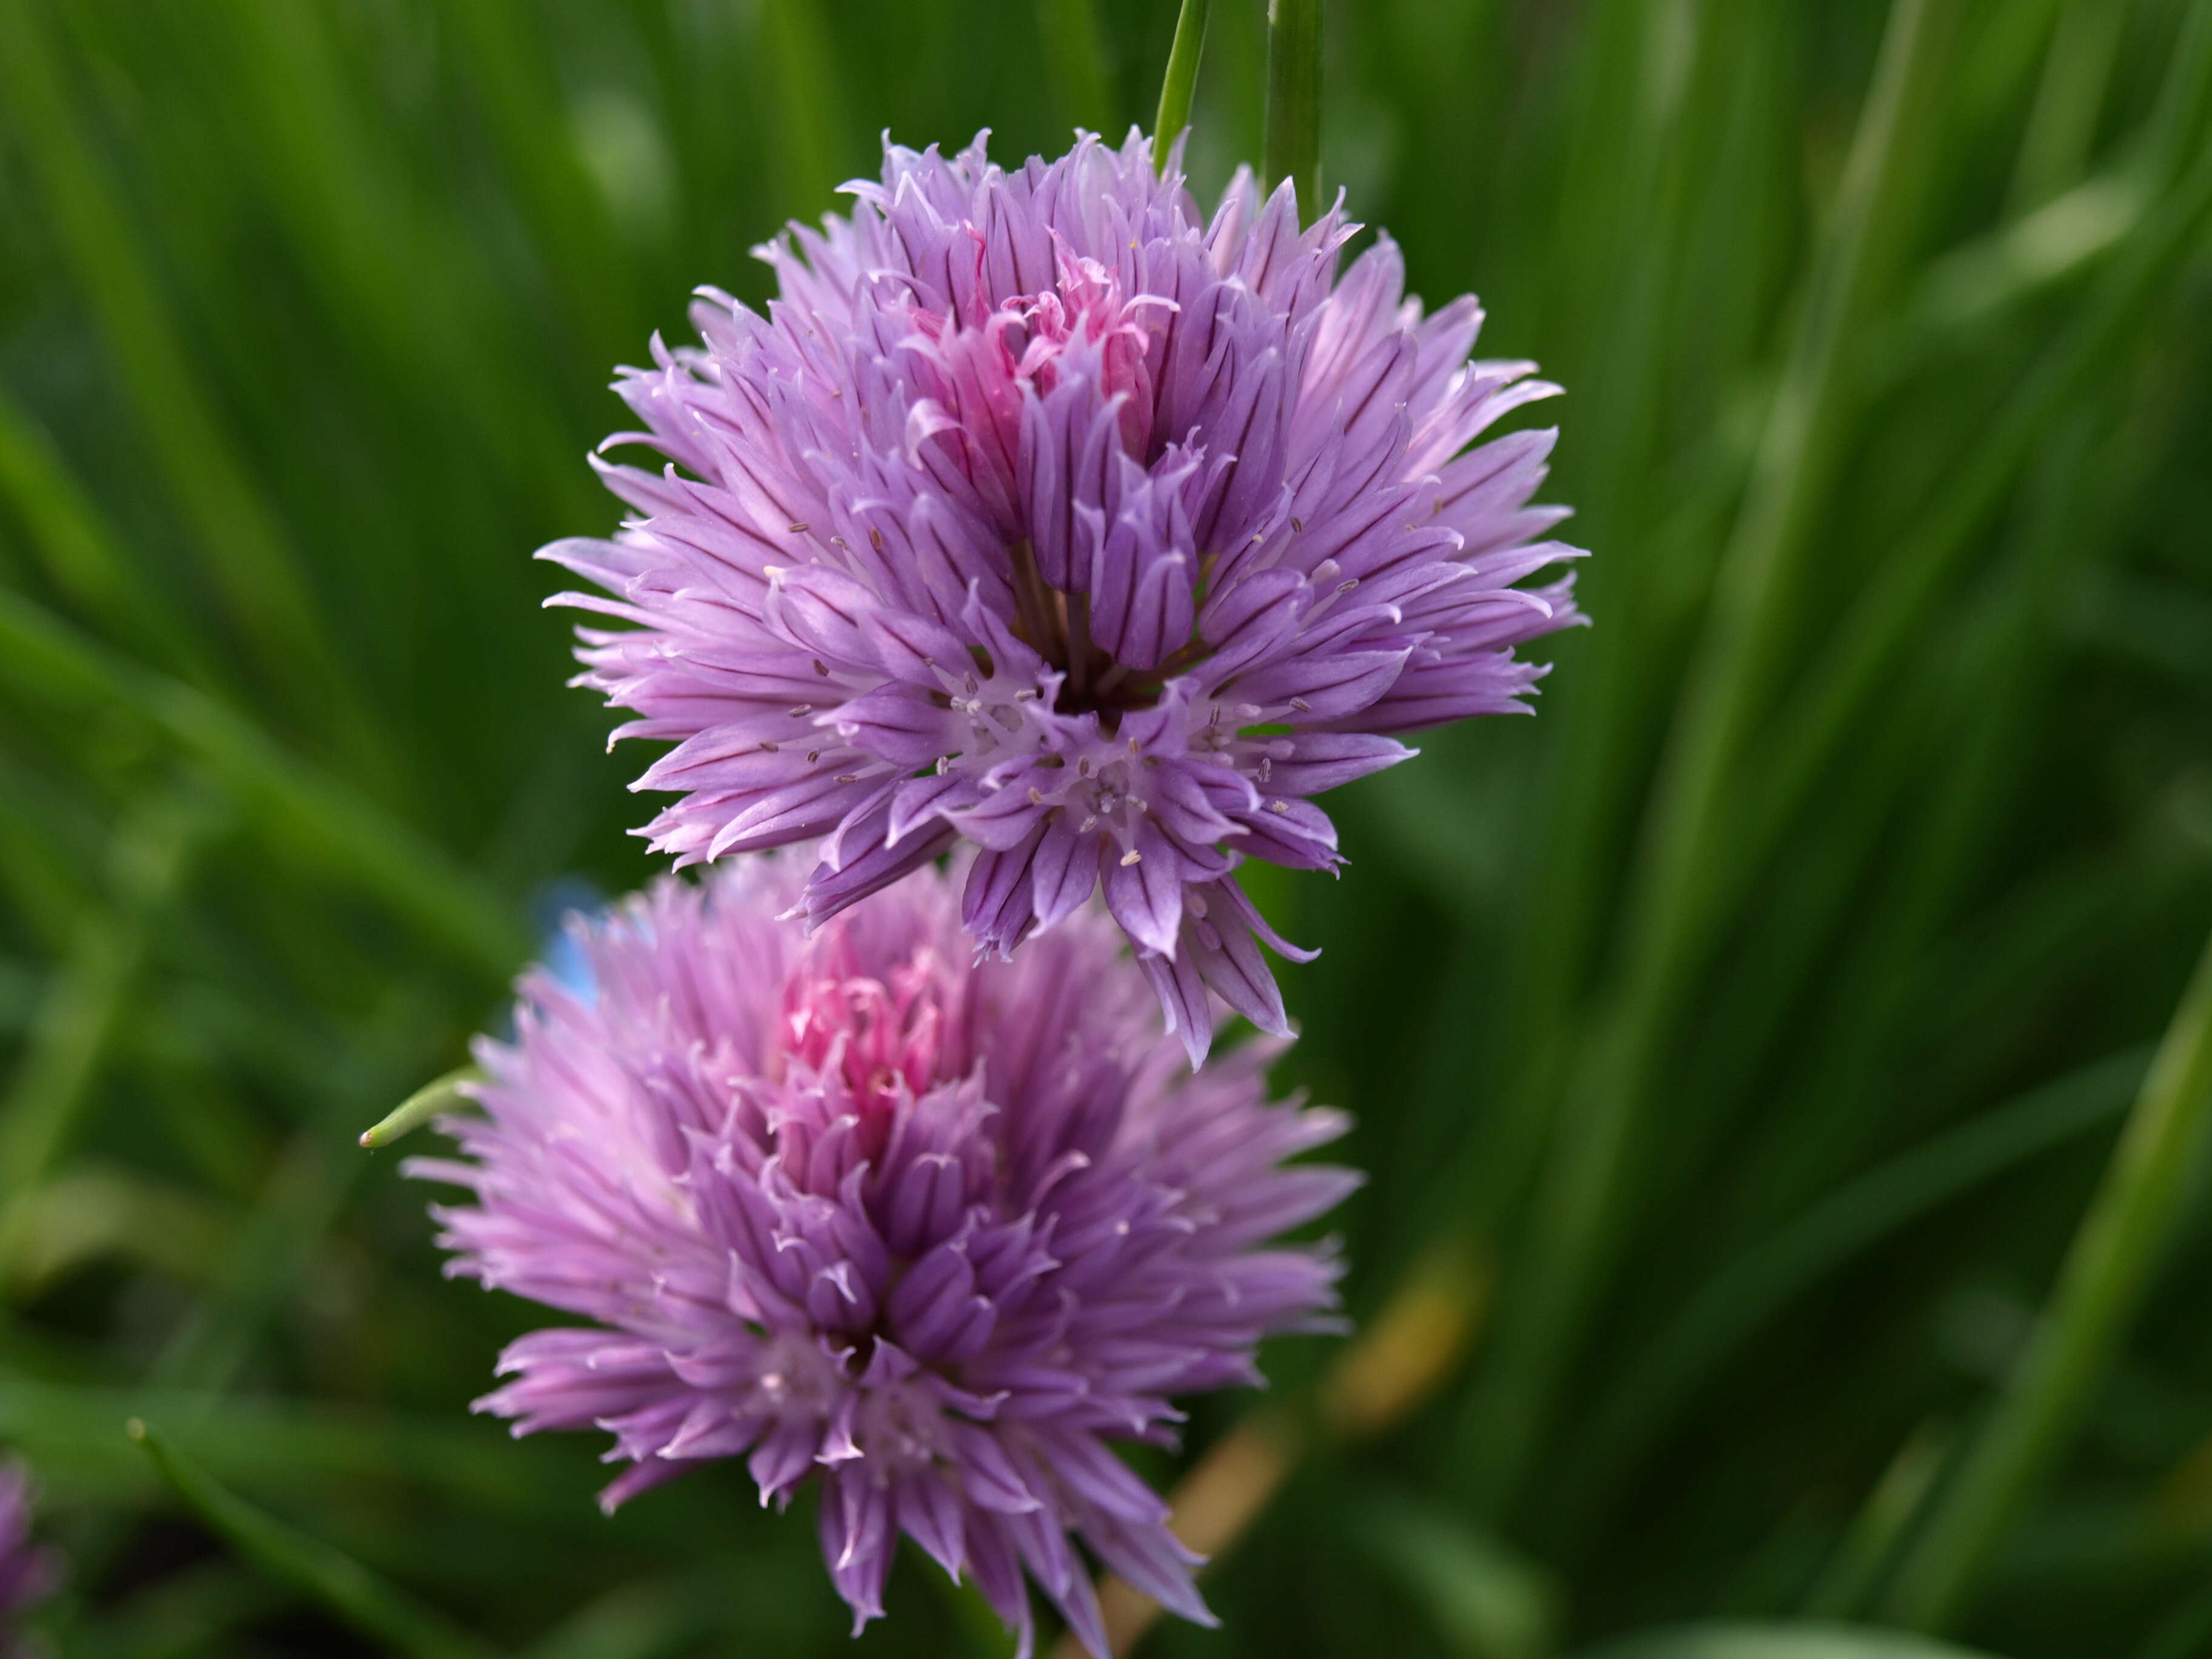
1263,0 -> 1322,217
1153,0 -> 1209,163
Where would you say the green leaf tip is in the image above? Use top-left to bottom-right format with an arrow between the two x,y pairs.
360,1066 -> 481,1151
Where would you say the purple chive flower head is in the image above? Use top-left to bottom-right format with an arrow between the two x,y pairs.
411,857 -> 1354,1654
546,129 -> 1583,1057
0,1461 -> 60,1654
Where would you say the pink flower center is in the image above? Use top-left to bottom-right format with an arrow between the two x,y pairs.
897,251 -> 1191,723
903,251 -> 1164,470
1005,254 -> 1158,457
771,937 -> 959,1122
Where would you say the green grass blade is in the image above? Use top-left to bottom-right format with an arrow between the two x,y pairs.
1154,0 -> 1210,157
0,1369 -> 571,1521
204,0 -> 591,527
1561,1047 -> 2149,1512
756,0 -> 842,222
0,588 -> 527,979
0,1164 -> 236,1296
2146,0 -> 2212,179
1746,130 -> 2212,865
443,0 -> 634,366
127,1418 -> 504,1659
1457,0 -> 1968,1513
1900,170 -> 2145,350
0,792 -> 215,1207
1356,1489 -> 1560,1659
1474,0 -> 1746,1240
0,0 -> 383,778
1803,1424 -> 1954,1621
0,750 -> 99,951
2008,0 -> 2128,213
148,1132 -> 338,1393
1884,922 -> 2212,1631
0,392 -> 212,684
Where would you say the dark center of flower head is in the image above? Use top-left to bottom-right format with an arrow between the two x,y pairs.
1005,537 -> 1211,728
910,255 -> 1216,733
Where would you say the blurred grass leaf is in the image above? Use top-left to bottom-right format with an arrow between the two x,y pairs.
1360,1489 -> 1560,1659
0,588 -> 526,977
1574,1626 -> 2008,1659
0,0 -> 386,777
129,1416 -> 503,1659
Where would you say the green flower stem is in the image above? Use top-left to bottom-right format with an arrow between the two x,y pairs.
444,0 -> 634,367
2008,0 -> 2128,214
1804,1422 -> 1954,1621
1153,0 -> 1210,162
1262,0 -> 1321,218
1884,921 -> 2212,1632
1741,0 -> 2212,874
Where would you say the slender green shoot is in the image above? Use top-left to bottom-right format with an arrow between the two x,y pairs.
758,0 -> 840,220
360,1068 -> 483,1151
1262,0 -> 1322,217
1155,0 -> 1210,163
0,794 -> 216,1207
0,393 -> 212,683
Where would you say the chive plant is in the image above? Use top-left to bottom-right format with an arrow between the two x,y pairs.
0,1 -> 2207,1655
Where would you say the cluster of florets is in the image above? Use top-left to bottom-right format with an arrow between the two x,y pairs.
415,859 -> 1354,1652
546,129 -> 1580,1057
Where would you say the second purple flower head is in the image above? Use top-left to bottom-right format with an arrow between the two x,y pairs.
549,130 -> 1583,1056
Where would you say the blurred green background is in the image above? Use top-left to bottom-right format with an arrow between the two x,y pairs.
2,0 -> 2211,1654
